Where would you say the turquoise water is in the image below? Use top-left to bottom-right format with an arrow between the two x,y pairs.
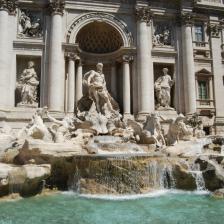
0,191 -> 224,224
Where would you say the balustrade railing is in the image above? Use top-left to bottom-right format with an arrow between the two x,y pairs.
196,0 -> 223,5
197,99 -> 215,107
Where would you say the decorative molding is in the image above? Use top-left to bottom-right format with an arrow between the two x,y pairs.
136,6 -> 152,24
49,0 -> 65,16
0,0 -> 18,14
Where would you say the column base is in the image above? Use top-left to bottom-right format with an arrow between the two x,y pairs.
123,113 -> 134,120
215,116 -> 224,135
136,112 -> 150,122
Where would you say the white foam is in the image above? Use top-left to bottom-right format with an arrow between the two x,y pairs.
62,189 -> 210,201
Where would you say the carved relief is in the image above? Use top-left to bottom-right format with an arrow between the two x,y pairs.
16,61 -> 39,107
153,22 -> 173,47
18,10 -> 43,38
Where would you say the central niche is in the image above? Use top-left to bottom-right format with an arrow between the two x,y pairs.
76,21 -> 123,54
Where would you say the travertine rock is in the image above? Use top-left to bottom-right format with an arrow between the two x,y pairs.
0,162 -> 51,197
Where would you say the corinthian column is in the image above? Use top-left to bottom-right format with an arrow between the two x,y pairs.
181,12 -> 196,114
66,53 -> 77,113
76,59 -> 83,104
136,6 -> 154,117
122,56 -> 132,115
48,0 -> 65,111
0,0 -> 17,109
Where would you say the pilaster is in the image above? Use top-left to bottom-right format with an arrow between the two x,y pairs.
208,19 -> 224,134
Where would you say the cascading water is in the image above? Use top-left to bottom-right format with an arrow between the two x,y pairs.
147,160 -> 175,189
188,163 -> 206,191
69,156 -> 177,194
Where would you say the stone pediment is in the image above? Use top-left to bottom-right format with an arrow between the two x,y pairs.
195,68 -> 212,76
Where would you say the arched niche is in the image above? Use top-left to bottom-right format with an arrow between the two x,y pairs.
66,12 -> 133,48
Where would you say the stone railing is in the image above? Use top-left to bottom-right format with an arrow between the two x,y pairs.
197,99 -> 215,108
193,41 -> 209,48
195,0 -> 223,6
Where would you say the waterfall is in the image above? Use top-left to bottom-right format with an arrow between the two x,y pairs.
148,160 -> 175,189
188,163 -> 206,191
69,165 -> 81,193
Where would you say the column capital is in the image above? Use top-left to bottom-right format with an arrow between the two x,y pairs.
207,23 -> 222,38
0,0 -> 18,15
65,52 -> 79,61
180,11 -> 195,26
49,0 -> 65,16
136,6 -> 152,25
122,55 -> 133,63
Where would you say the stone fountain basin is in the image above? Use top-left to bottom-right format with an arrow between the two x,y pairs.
1,137 -> 224,197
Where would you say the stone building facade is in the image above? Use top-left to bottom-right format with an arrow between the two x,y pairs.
0,0 -> 224,134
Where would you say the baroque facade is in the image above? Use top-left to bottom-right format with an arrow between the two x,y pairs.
0,0 -> 224,134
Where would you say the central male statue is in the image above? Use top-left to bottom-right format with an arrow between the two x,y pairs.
77,63 -> 119,117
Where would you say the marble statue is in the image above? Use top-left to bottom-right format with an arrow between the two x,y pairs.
46,111 -> 76,143
18,11 -> 42,38
0,122 -> 17,152
16,61 -> 39,107
77,62 -> 122,134
165,114 -> 193,146
141,113 -> 166,147
78,63 -> 119,118
18,108 -> 52,141
186,113 -> 205,138
154,68 -> 174,110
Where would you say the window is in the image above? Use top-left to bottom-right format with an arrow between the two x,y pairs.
194,25 -> 204,42
198,80 -> 209,100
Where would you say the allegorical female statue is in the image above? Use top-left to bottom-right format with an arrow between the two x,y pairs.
16,61 -> 39,107
154,68 -> 174,110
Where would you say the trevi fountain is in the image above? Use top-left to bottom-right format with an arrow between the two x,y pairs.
1,0 -> 224,224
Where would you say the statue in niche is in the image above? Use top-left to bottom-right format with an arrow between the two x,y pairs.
153,24 -> 172,47
18,11 -> 42,38
78,63 -> 119,118
16,61 -> 39,107
154,68 -> 174,110
77,62 -> 122,135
